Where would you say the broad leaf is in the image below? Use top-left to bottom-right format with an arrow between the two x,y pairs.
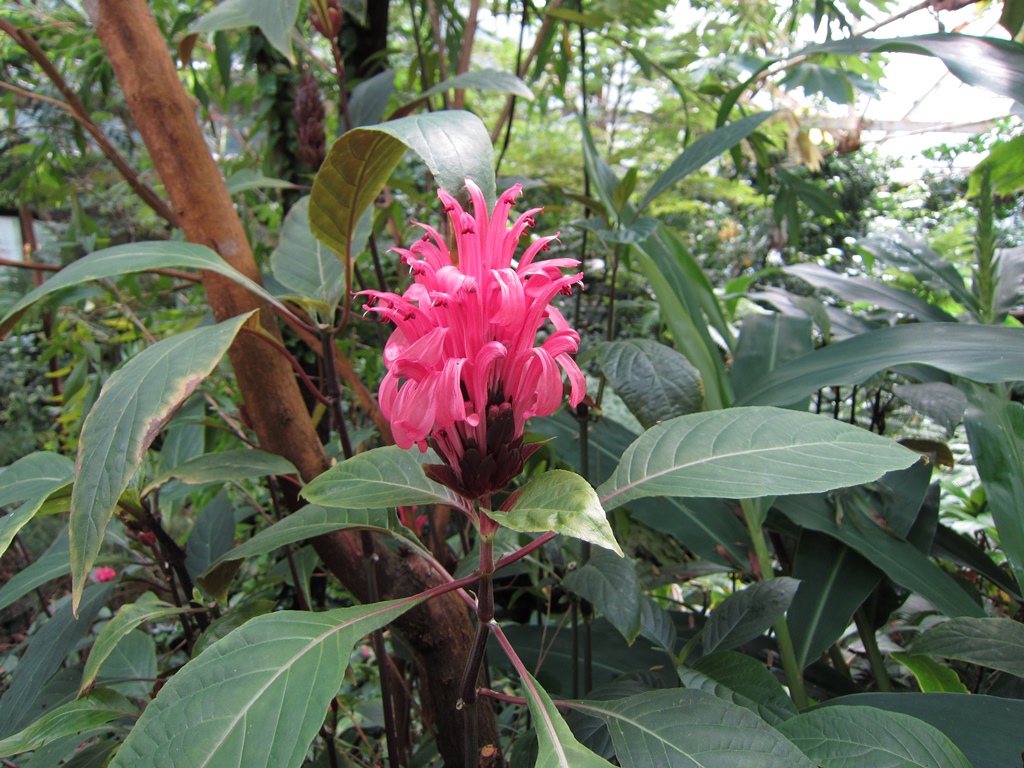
0,688 -> 136,758
70,313 -> 253,613
637,112 -> 776,213
933,523 -> 1021,600
892,383 -> 968,432
0,528 -> 71,613
777,705 -> 971,768
521,673 -> 613,768
496,470 -> 622,555
702,577 -> 799,655
795,33 -> 1024,103
185,489 -> 238,580
731,314 -> 813,406
891,653 -> 969,694
269,197 -> 346,316
300,445 -> 467,511
785,263 -> 957,323
910,617 -> 1024,677
198,505 -> 390,602
964,385 -> 1024,587
0,451 -> 74,506
309,112 -> 495,259
591,339 -> 703,428
680,651 -> 797,726
108,599 -> 422,768
190,0 -> 300,62
79,593 -> 182,695
1,491 -> 60,559
824,692 -> 1024,768
736,325 -> 1024,407
152,448 -> 297,488
224,169 -> 299,195
598,407 -> 918,508
572,688 -> 815,768
0,242 -> 285,338
563,550 -> 642,643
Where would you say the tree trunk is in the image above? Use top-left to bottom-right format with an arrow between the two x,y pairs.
85,1 -> 497,763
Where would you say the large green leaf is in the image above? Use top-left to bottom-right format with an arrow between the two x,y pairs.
522,673 -> 613,768
108,599 -> 422,768
309,112 -> 495,260
571,688 -> 815,768
794,33 -> 1024,103
300,445 -> 467,511
731,314 -> 813,406
784,263 -> 957,323
736,325 -> 1024,407
70,313 -> 253,613
0,528 -> 71,613
637,112 -> 776,213
824,693 -> 1024,768
0,688 -> 136,758
0,243 -> 284,338
702,577 -> 799,655
80,594 -> 183,695
184,489 -> 238,580
777,705 -> 971,768
597,407 -> 918,508
0,451 -> 74,506
590,340 -> 703,428
891,652 -> 969,694
496,470 -> 622,555
1,491 -> 63,559
197,505 -> 390,602
269,197 -> 346,316
679,651 -> 798,727
190,0 -> 300,62
151,448 -> 297,488
563,550 -> 642,643
964,385 -> 1024,587
910,617 -> 1024,677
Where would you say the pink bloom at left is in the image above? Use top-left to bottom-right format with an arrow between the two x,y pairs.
93,566 -> 118,582
362,180 -> 586,500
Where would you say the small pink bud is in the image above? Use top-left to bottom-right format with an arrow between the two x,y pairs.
94,567 -> 117,583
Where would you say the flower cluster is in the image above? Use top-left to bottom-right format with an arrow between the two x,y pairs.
362,180 -> 586,500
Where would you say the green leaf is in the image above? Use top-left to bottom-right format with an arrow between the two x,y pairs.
910,617 -> 1024,677
572,689 -> 815,768
224,169 -> 300,195
591,340 -> 703,428
639,596 -> 678,654
496,470 -> 622,555
702,577 -> 799,655
300,445 -> 467,511
785,263 -> 957,323
731,314 -> 813,406
152,448 -> 297,488
0,583 -> 114,739
0,242 -> 286,338
789,531 -> 882,669
795,33 -> 1024,102
777,705 -> 971,768
269,197 -> 346,315
99,630 -> 158,700
80,593 -> 183,695
0,529 -> 71,613
682,651 -> 798,726
190,0 -> 300,62
70,313 -> 254,613
823,692 -> 1024,768
736,325 -> 1024,407
563,550 -> 641,643
933,523 -> 1021,601
0,688 -> 136,758
309,112 -> 495,259
597,407 -> 918,508
891,652 -> 969,694
0,451 -> 74,506
964,385 -> 1024,587
1,492 -> 57,559
892,383 -> 968,432
108,599 -> 423,768
637,112 -> 777,213
416,69 -> 534,101
521,673 -> 613,768
198,505 -> 390,602
191,600 -> 276,658
185,489 -> 237,581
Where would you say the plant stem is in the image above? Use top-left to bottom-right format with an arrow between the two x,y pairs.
460,513 -> 496,767
740,499 -> 809,709
854,608 -> 894,692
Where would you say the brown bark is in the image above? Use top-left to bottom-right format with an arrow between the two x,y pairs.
86,1 -> 496,763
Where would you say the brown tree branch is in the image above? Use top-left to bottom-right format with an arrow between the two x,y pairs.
85,2 -> 493,762
0,16 -> 180,227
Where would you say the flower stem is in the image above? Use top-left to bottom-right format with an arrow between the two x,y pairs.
740,498 -> 809,710
855,607 -> 894,692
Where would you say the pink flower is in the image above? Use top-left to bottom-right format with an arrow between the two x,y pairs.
93,566 -> 117,582
362,180 -> 586,500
